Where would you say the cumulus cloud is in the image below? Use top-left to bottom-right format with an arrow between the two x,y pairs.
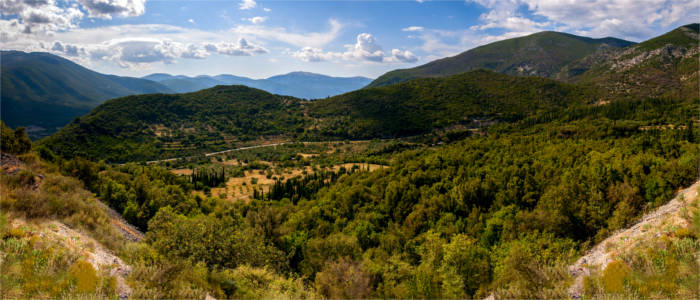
0,0 -> 147,38
0,0 -> 84,33
204,38 -> 268,56
467,0 -> 699,41
239,0 -> 256,10
343,33 -> 385,62
51,41 -> 81,56
291,33 -> 419,64
248,16 -> 266,24
402,26 -> 424,32
390,49 -> 418,63
41,36 -> 266,68
76,0 -> 145,19
291,47 -> 340,62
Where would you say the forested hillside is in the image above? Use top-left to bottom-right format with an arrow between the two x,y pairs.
0,51 -> 173,139
12,92 -> 697,297
41,70 -> 596,163
40,85 -> 307,162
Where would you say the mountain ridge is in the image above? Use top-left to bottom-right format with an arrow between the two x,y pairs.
367,30 -> 635,88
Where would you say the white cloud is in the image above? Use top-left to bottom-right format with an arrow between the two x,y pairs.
239,0 -> 256,10
234,19 -> 342,48
343,33 -> 384,62
205,38 -> 268,56
291,47 -> 341,62
76,0 -> 145,19
390,49 -> 418,63
2,21 -> 271,68
291,33 -> 419,64
51,41 -> 81,56
248,16 -> 266,24
0,0 -> 84,34
74,39 -> 212,68
467,0 -> 700,41
402,26 -> 424,32
263,7 -> 270,12
188,18 -> 194,24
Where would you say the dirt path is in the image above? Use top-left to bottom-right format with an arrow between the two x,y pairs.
567,180 -> 700,299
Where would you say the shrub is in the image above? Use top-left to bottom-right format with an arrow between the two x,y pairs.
69,260 -> 98,293
602,260 -> 631,294
314,257 -> 371,299
1,121 -> 31,155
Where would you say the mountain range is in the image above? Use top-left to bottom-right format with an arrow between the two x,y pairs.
142,72 -> 372,99
369,24 -> 698,100
3,24 -> 698,141
1,51 -> 371,139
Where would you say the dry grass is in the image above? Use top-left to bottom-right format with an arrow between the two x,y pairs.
197,162 -> 386,202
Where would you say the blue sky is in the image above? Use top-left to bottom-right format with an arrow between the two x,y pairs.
1,0 -> 697,78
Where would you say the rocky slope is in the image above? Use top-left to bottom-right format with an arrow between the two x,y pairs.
568,179 -> 700,298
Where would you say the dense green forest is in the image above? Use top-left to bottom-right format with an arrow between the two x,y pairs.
3,23 -> 698,299
27,91 -> 699,297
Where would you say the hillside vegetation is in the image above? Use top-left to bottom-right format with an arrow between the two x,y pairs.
41,85 -> 307,162
41,70 -> 597,163
7,23 -> 699,299
367,31 -> 633,88
17,97 -> 699,298
1,51 -> 173,139
568,24 -> 699,100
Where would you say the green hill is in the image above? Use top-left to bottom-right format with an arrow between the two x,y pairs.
1,51 -> 173,138
367,31 -> 633,88
40,85 -> 308,162
41,70 -> 595,163
309,70 -> 594,139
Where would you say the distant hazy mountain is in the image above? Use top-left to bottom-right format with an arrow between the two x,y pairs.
1,51 -> 173,138
367,31 -> 634,88
143,71 -> 373,99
